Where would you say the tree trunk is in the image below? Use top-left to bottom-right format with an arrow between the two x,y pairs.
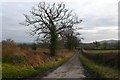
50,26 -> 58,57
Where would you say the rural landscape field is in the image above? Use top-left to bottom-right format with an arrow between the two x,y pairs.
1,0 -> 119,80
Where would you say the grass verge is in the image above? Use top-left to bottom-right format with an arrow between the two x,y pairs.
81,50 -> 119,69
2,55 -> 72,79
79,54 -> 119,79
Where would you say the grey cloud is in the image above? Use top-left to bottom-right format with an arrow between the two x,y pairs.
1,1 -> 118,43
82,15 -> 117,29
2,2 -> 36,42
2,27 -> 34,43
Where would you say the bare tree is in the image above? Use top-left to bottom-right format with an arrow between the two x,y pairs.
22,2 -> 82,56
62,29 -> 83,50
93,41 -> 100,49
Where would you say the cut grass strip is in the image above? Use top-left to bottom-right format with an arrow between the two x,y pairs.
80,54 -> 119,79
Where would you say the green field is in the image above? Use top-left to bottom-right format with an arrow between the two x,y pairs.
86,50 -> 119,54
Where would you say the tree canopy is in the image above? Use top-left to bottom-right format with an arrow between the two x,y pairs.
22,2 -> 82,56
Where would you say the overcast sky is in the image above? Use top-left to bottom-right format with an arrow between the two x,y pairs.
0,0 -> 119,43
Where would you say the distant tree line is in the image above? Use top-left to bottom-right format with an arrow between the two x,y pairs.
2,38 -> 82,51
81,41 -> 120,50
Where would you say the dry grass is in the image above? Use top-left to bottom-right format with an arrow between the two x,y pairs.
2,42 -> 73,68
2,42 -> 74,78
2,44 -> 50,68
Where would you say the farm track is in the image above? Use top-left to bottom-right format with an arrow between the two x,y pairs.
42,51 -> 86,79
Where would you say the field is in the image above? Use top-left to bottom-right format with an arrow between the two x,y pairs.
80,49 -> 119,79
86,50 -> 119,54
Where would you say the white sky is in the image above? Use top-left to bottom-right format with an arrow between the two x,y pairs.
0,0 -> 119,43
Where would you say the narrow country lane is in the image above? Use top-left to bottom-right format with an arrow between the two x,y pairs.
43,51 -> 86,79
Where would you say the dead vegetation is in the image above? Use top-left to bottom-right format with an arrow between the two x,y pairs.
2,40 -> 73,68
